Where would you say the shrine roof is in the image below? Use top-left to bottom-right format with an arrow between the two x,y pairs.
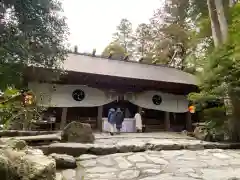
62,53 -> 197,86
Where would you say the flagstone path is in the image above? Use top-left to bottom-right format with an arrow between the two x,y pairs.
58,149 -> 240,180
55,133 -> 240,180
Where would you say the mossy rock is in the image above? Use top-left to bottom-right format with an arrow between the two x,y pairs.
0,139 -> 56,180
0,151 -> 20,180
5,139 -> 27,150
62,121 -> 95,143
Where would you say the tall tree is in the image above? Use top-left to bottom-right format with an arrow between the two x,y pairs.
134,23 -> 153,58
150,0 -> 190,68
0,0 -> 68,89
215,0 -> 228,43
207,0 -> 222,46
207,0 -> 231,46
113,19 -> 134,55
102,41 -> 126,60
190,1 -> 240,141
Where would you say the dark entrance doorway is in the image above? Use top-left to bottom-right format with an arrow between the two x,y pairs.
170,112 -> 186,132
142,108 -> 165,132
103,100 -> 138,118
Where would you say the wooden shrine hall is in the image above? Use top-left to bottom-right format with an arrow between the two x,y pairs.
25,53 -> 198,132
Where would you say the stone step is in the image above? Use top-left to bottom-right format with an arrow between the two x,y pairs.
0,130 -> 60,137
37,140 -> 240,157
0,133 -> 61,146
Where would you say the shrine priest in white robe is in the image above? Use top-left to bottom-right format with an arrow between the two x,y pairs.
135,111 -> 144,133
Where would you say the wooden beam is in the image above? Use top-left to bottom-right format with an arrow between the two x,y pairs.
97,106 -> 103,131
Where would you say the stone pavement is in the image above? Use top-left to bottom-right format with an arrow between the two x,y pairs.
95,132 -> 195,140
94,132 -> 195,144
39,132 -> 240,157
58,149 -> 240,180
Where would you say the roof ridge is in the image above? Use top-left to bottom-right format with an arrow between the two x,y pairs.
68,52 -> 178,69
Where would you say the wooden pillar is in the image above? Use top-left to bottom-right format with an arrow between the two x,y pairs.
164,112 -> 170,131
60,107 -> 68,130
186,112 -> 192,131
97,106 -> 103,131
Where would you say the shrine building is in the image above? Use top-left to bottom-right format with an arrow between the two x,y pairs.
25,52 -> 198,132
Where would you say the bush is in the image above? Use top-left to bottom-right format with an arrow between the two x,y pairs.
202,107 -> 228,141
0,88 -> 45,130
203,107 -> 226,123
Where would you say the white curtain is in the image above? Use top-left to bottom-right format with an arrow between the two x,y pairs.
28,83 -> 189,112
126,91 -> 189,113
28,83 -> 117,107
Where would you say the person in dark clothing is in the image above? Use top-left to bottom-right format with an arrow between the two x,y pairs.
115,108 -> 124,134
108,108 -> 116,136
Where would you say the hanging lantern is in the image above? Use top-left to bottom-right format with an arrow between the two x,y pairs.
188,105 -> 196,113
26,95 -> 33,105
23,93 -> 34,106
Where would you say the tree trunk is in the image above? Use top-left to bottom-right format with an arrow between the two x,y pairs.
207,0 -> 222,47
215,0 -> 229,43
228,94 -> 240,142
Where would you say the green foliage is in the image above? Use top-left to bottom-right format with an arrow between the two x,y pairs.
0,88 -> 45,130
198,46 -> 240,103
188,44 -> 238,137
189,89 -> 214,102
134,23 -> 153,58
163,0 -> 190,25
113,18 -> 134,55
189,2 -> 240,141
0,0 -> 68,89
102,42 -> 126,59
0,0 -> 67,129
189,0 -> 208,21
106,0 -> 211,67
150,0 -> 195,67
202,107 -> 228,141
189,2 -> 240,102
203,107 -> 226,123
196,17 -> 212,39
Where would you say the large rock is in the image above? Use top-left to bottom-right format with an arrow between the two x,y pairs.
61,122 -> 95,143
49,153 -> 77,169
193,126 -> 209,141
0,139 -> 56,180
